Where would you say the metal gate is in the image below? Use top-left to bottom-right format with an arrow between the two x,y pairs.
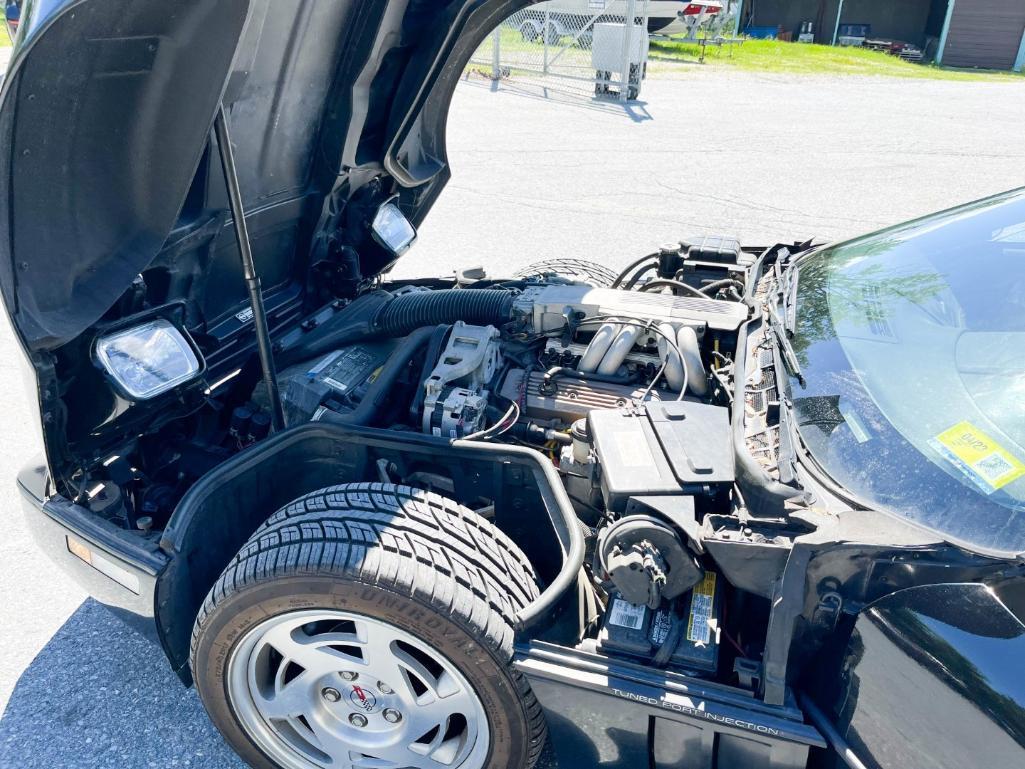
468,0 -> 652,101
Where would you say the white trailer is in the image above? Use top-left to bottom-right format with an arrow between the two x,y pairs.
514,0 -> 723,43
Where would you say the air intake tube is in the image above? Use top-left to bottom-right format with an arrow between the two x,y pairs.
374,289 -> 516,337
278,289 -> 517,368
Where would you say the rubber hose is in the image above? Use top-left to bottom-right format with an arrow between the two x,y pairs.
640,278 -> 706,298
699,278 -> 746,296
622,263 -> 657,291
408,324 -> 452,424
611,252 -> 658,288
374,289 -> 515,337
317,326 -> 435,427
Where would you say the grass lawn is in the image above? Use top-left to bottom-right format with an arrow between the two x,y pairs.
649,38 -> 1023,82
476,25 -> 1022,82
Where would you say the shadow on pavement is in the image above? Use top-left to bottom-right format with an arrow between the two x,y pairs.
0,599 -> 560,769
461,74 -> 653,122
0,599 -> 244,769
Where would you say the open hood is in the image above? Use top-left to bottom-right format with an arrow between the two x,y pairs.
0,0 -> 524,352
0,0 -> 528,484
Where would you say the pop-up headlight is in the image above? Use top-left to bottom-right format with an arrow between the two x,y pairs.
95,318 -> 201,400
371,200 -> 417,256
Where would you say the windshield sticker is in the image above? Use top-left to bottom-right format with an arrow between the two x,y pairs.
839,404 -> 871,444
929,421 -> 1025,494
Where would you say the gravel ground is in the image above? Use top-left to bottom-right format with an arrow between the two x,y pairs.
1,69 -> 1023,768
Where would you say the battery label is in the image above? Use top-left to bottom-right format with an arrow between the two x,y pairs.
323,377 -> 349,392
650,609 -> 673,646
608,599 -> 646,630
687,572 -> 717,645
306,350 -> 342,379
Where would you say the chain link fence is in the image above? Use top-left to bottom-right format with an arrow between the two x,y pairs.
467,1 -> 652,101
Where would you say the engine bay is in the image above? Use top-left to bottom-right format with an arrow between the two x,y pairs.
53,226 -> 1003,711
70,236 -> 778,683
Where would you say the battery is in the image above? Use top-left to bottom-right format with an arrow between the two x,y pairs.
278,340 -> 396,424
597,571 -> 721,674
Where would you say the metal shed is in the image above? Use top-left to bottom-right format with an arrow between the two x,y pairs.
738,0 -> 1025,70
938,0 -> 1025,70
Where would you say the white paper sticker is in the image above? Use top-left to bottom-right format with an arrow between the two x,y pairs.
235,307 -> 254,324
608,599 -> 646,630
839,404 -> 871,444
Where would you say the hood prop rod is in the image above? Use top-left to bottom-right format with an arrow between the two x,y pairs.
214,105 -> 285,432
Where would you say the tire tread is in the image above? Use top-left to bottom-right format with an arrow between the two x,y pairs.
191,482 -> 547,768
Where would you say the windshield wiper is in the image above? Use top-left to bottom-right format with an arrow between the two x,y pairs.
766,304 -> 805,387
782,264 -> 799,334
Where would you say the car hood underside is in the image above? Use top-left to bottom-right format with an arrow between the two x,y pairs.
0,0 -> 527,351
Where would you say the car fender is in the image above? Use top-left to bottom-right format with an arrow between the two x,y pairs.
827,582 -> 1025,769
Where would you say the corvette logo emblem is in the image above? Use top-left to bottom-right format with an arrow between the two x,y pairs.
348,685 -> 379,713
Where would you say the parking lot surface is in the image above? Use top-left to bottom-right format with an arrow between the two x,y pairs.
1,70 -> 1024,768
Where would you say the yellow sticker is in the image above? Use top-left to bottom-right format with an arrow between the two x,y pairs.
930,421 -> 1025,494
686,572 -> 717,645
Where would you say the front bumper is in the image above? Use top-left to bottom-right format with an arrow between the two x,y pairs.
16,458 -> 167,637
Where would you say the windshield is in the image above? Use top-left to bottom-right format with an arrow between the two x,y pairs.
789,188 -> 1025,557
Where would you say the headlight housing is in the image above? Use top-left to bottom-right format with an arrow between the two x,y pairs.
371,200 -> 417,256
94,318 -> 202,400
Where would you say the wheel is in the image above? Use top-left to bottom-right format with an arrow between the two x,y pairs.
627,64 -> 641,100
519,21 -> 539,43
514,257 -> 619,287
191,483 -> 545,769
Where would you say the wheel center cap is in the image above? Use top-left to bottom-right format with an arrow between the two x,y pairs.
347,685 -> 380,714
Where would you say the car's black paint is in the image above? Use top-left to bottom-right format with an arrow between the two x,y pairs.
831,582 -> 1025,769
3,4 -> 1024,769
0,0 -> 249,349
0,0 -> 530,492
156,421 -> 580,682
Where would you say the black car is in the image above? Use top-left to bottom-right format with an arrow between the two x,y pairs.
3,2 -> 1024,769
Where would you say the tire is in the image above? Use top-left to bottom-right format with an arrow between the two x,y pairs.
514,257 -> 619,288
191,483 -> 546,769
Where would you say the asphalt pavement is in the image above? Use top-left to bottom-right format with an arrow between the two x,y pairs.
1,69 -> 1024,768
